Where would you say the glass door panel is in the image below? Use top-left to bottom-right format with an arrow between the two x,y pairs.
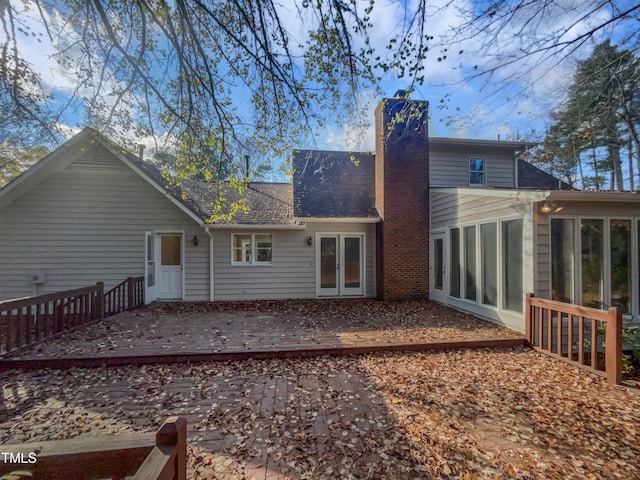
161,235 -> 181,265
551,218 -> 575,303
502,219 -> 523,313
481,223 -> 497,307
430,233 -> 447,303
610,219 -> 631,313
464,225 -> 477,301
343,237 -> 361,289
450,228 -> 461,298
434,237 -> 444,290
319,236 -> 338,295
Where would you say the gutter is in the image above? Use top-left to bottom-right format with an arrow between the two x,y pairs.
292,217 -> 381,224
205,227 -> 214,301
202,223 -> 307,230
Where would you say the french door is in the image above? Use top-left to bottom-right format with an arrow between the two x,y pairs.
316,234 -> 364,297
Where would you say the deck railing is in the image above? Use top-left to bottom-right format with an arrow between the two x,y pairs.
0,283 -> 104,356
0,416 -> 186,480
104,276 -> 145,316
525,293 -> 622,384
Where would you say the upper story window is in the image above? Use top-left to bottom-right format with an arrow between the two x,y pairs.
232,233 -> 273,265
469,158 -> 485,186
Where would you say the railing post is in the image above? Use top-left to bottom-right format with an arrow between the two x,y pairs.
525,293 -> 533,344
96,282 -> 105,321
127,277 -> 134,311
605,306 -> 622,385
156,416 -> 187,480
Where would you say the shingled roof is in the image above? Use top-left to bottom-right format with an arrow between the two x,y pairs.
292,150 -> 378,218
126,152 -> 294,224
182,181 -> 293,225
517,159 -> 575,190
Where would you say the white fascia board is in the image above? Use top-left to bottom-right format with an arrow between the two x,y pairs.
293,217 -> 381,223
204,223 -> 307,230
547,190 -> 640,202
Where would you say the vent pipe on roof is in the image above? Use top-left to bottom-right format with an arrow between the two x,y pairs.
138,144 -> 146,161
393,89 -> 407,99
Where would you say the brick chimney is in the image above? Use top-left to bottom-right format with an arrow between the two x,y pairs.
375,92 -> 429,300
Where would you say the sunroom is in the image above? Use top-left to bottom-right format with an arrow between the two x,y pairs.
539,191 -> 640,318
430,188 -> 640,332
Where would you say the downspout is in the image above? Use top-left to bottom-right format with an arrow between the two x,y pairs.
205,226 -> 214,301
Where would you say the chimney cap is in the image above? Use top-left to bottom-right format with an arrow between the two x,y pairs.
393,89 -> 407,99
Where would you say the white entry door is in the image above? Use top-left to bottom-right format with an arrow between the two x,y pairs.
316,234 -> 364,297
157,234 -> 183,299
430,232 -> 447,303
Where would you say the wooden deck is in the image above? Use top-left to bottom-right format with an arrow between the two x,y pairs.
0,299 -> 526,370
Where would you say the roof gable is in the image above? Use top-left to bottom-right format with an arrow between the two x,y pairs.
0,128 -> 204,224
293,150 -> 377,218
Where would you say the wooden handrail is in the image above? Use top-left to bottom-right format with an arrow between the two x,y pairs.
0,417 -> 186,480
0,284 -> 102,311
1,276 -> 144,357
105,276 -> 145,317
0,283 -> 104,356
526,293 -> 622,384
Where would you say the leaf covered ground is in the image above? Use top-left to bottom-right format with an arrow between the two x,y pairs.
8,299 -> 521,360
2,347 -> 639,479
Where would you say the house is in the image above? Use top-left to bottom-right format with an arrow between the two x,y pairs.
2,92 -> 639,332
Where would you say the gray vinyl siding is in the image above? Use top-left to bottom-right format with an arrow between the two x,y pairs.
430,147 -> 515,188
0,144 -> 208,301
535,211 -> 551,299
212,222 -> 376,301
430,190 -> 535,229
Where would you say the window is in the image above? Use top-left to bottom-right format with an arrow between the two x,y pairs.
581,219 -> 604,309
450,228 -> 461,298
232,233 -> 273,265
551,219 -> 575,303
481,223 -> 497,307
610,219 -> 631,313
464,225 -> 477,301
502,219 -> 523,312
469,158 -> 485,186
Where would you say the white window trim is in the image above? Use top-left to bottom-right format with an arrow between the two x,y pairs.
469,157 -> 486,187
231,233 -> 274,266
446,215 -> 524,314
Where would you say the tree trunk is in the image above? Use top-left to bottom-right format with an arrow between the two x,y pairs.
628,136 -> 635,191
621,109 -> 640,191
613,145 -> 623,191
577,155 -> 585,189
592,148 -> 600,190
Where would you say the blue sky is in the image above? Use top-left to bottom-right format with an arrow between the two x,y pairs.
13,0 -> 638,170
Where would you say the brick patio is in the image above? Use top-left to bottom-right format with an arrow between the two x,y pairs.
1,299 -> 525,370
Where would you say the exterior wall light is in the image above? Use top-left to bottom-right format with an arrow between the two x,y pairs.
540,202 -> 563,214
192,235 -> 199,246
307,236 -> 313,246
